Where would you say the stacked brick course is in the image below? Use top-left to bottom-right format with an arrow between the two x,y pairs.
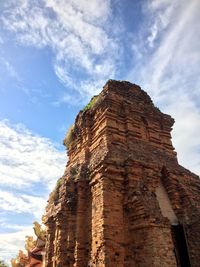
43,80 -> 200,267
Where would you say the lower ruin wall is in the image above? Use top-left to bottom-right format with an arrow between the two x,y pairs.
44,162 -> 200,267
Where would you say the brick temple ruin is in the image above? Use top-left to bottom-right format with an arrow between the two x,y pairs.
43,80 -> 200,267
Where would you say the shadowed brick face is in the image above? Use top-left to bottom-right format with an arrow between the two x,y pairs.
43,80 -> 200,267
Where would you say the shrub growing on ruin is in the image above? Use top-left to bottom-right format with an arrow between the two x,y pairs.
49,177 -> 64,204
63,125 -> 75,149
82,95 -> 98,112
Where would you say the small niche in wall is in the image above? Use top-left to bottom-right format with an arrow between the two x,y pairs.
141,116 -> 150,140
155,181 -> 178,225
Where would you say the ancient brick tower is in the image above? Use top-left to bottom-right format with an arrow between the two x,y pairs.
43,80 -> 200,267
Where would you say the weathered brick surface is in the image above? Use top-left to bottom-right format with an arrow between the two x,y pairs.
43,80 -> 200,267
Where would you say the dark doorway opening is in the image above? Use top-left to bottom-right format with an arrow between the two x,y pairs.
171,225 -> 191,267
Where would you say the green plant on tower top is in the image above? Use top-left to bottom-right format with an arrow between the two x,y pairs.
82,95 -> 98,112
63,124 -> 75,149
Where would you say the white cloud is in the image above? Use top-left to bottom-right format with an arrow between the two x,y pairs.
142,0 -> 175,48
0,120 -> 65,189
0,119 -> 66,264
66,0 -> 111,23
0,0 -> 118,97
165,94 -> 200,175
0,56 -> 19,80
0,219 -> 30,231
0,227 -> 33,265
135,0 -> 200,95
52,91 -> 82,106
0,190 -> 46,218
80,79 -> 108,96
0,35 -> 3,44
127,0 -> 200,175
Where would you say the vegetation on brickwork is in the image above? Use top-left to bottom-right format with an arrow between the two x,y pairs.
63,124 -> 75,149
63,96 -> 99,149
49,177 -> 64,204
82,95 -> 98,112
155,105 -> 161,112
70,164 -> 79,177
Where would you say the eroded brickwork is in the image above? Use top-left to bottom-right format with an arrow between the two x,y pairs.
43,80 -> 200,267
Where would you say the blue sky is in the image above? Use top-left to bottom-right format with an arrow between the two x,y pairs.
0,0 -> 200,264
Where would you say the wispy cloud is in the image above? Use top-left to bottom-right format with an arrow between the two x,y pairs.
128,0 -> 200,175
52,91 -> 82,106
0,219 -> 30,231
0,189 -> 46,218
0,226 -> 33,265
0,56 -> 19,80
131,0 -> 200,96
0,35 -> 3,44
165,94 -> 200,175
146,0 -> 175,48
0,119 -> 66,263
0,120 -> 65,189
0,0 -> 119,96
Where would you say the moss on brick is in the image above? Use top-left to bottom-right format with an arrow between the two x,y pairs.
63,124 -> 75,149
49,177 -> 64,204
82,95 -> 98,112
